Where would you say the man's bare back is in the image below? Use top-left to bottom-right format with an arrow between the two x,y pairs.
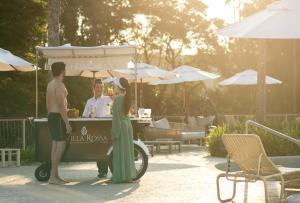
46,79 -> 68,113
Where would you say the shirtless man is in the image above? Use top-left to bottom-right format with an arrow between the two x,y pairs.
46,62 -> 72,184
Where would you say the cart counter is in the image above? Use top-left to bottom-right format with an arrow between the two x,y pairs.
34,117 -> 151,162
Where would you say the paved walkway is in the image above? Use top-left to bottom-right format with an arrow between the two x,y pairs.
0,146 -> 281,203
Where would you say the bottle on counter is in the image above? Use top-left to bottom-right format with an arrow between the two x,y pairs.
90,106 -> 96,118
106,101 -> 113,116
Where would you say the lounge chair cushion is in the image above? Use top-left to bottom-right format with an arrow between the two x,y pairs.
286,194 -> 300,203
152,118 -> 171,129
187,116 -> 198,130
181,131 -> 205,141
196,116 -> 212,128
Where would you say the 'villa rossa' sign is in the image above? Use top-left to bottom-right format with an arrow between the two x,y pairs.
70,126 -> 108,144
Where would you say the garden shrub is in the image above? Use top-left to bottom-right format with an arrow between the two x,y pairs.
206,125 -> 228,157
21,146 -> 35,164
206,120 -> 300,157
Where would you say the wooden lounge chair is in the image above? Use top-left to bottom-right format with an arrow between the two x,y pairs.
217,134 -> 300,203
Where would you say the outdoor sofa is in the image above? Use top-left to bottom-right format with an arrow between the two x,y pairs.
143,117 -> 212,144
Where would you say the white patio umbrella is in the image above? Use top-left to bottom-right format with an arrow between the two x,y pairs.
0,48 -> 34,71
216,0 -> 300,118
115,63 -> 175,83
82,62 -> 174,81
103,76 -> 135,84
217,0 -> 300,39
219,69 -> 282,85
67,69 -> 130,79
72,70 -> 112,78
219,69 -> 282,114
111,63 -> 175,106
150,65 -> 220,85
150,65 -> 220,120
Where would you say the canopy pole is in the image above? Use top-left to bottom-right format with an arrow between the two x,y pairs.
35,50 -> 39,118
134,62 -> 138,116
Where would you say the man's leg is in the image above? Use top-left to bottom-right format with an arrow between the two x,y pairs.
54,141 -> 66,180
49,141 -> 59,183
97,160 -> 108,178
49,140 -> 66,184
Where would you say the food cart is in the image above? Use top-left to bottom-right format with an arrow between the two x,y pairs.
33,44 -> 151,181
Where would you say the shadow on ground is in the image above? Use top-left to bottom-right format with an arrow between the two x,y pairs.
147,163 -> 199,172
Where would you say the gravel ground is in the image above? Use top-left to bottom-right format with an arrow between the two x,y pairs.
0,146 -> 281,203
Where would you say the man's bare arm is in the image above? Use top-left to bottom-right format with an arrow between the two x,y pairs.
46,85 -> 52,113
46,92 -> 50,113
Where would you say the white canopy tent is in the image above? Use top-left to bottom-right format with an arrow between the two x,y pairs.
0,48 -> 35,71
216,0 -> 300,118
219,69 -> 282,86
37,44 -> 136,70
35,44 -> 137,117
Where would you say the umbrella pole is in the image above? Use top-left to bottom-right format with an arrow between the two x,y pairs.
256,40 -> 267,121
140,79 -> 143,107
92,71 -> 96,84
292,40 -> 297,114
184,82 -> 188,123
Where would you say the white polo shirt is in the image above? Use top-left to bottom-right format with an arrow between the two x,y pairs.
82,96 -> 113,117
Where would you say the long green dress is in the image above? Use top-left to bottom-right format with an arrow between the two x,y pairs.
111,96 -> 136,183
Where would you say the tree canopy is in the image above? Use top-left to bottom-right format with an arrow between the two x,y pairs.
0,0 -> 299,118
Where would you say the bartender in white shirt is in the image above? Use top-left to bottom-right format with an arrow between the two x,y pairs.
82,79 -> 112,118
82,79 -> 113,178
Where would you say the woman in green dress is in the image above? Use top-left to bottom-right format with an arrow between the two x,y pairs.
111,77 -> 136,183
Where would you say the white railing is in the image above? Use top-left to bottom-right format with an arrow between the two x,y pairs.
0,119 -> 34,150
245,120 -> 300,146
153,114 -> 300,122
225,114 -> 300,121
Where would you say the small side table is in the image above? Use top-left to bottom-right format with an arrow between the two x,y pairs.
0,148 -> 21,167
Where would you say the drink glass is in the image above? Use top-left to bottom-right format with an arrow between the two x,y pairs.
108,88 -> 114,97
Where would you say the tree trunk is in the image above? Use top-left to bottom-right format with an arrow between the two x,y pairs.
48,0 -> 60,46
256,40 -> 266,122
47,0 -> 60,80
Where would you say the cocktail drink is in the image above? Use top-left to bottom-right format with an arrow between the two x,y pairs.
108,88 -> 114,97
